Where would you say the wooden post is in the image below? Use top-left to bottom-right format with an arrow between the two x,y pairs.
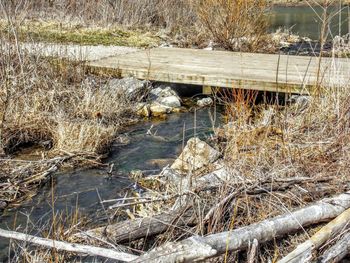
202,85 -> 212,95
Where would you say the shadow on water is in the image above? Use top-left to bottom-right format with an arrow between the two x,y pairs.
0,107 -> 223,260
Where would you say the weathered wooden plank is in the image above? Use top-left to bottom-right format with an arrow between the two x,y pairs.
88,47 -> 349,93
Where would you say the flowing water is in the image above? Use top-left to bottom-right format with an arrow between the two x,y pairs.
270,6 -> 350,40
0,107 -> 222,260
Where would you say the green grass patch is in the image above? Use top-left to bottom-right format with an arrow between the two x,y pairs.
0,20 -> 160,47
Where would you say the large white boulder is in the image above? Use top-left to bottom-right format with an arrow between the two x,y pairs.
171,137 -> 220,174
158,95 -> 181,108
150,86 -> 181,109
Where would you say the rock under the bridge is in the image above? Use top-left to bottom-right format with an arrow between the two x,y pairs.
106,77 -> 150,99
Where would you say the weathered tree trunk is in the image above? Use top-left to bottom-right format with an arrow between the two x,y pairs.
133,191 -> 350,263
278,208 -> 350,263
319,231 -> 350,263
0,228 -> 137,262
279,207 -> 350,262
76,206 -> 196,244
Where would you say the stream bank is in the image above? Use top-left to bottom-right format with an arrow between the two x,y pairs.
0,103 -> 223,260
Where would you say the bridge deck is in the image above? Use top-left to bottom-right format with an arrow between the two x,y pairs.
88,47 -> 349,93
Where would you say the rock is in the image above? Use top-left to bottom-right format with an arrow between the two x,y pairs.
197,97 -> 213,107
150,86 -> 180,100
171,107 -> 183,113
0,201 -> 7,209
171,137 -> 220,174
136,103 -> 150,117
288,95 -> 311,111
158,95 -> 181,108
150,103 -> 172,117
148,85 -> 182,112
106,77 -> 149,99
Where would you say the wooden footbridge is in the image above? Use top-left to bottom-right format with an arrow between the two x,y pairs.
88,47 -> 349,94
22,43 -> 349,93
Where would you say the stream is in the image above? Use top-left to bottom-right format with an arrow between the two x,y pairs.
0,107 -> 223,260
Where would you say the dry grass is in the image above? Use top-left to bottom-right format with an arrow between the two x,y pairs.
0,35 -> 140,208
3,0 -> 197,30
0,20 -> 160,47
0,0 -> 273,51
0,48 -> 135,156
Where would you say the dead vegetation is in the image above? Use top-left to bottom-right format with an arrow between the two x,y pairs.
0,35 -> 140,208
1,1 -> 350,262
196,0 -> 269,51
51,61 -> 350,262
0,0 -> 273,51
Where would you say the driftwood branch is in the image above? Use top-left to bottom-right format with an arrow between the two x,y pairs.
134,192 -> 350,263
279,208 -> 350,263
319,231 -> 350,263
76,206 -> 197,244
0,228 -> 137,262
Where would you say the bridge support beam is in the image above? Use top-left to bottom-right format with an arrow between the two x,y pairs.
202,85 -> 213,95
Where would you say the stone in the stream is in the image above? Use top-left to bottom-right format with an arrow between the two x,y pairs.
150,103 -> 172,117
158,96 -> 181,108
197,97 -> 213,107
107,77 -> 149,99
150,86 -> 179,98
150,86 -> 181,109
171,137 -> 220,174
136,103 -> 151,117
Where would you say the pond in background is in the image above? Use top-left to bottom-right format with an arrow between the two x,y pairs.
270,5 -> 350,40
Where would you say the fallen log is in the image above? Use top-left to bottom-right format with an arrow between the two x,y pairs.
0,228 -> 137,262
80,175 -> 334,245
133,191 -> 350,262
278,208 -> 350,263
76,206 -> 197,244
319,231 -> 350,263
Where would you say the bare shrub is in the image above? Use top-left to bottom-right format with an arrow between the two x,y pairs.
197,0 -> 269,51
